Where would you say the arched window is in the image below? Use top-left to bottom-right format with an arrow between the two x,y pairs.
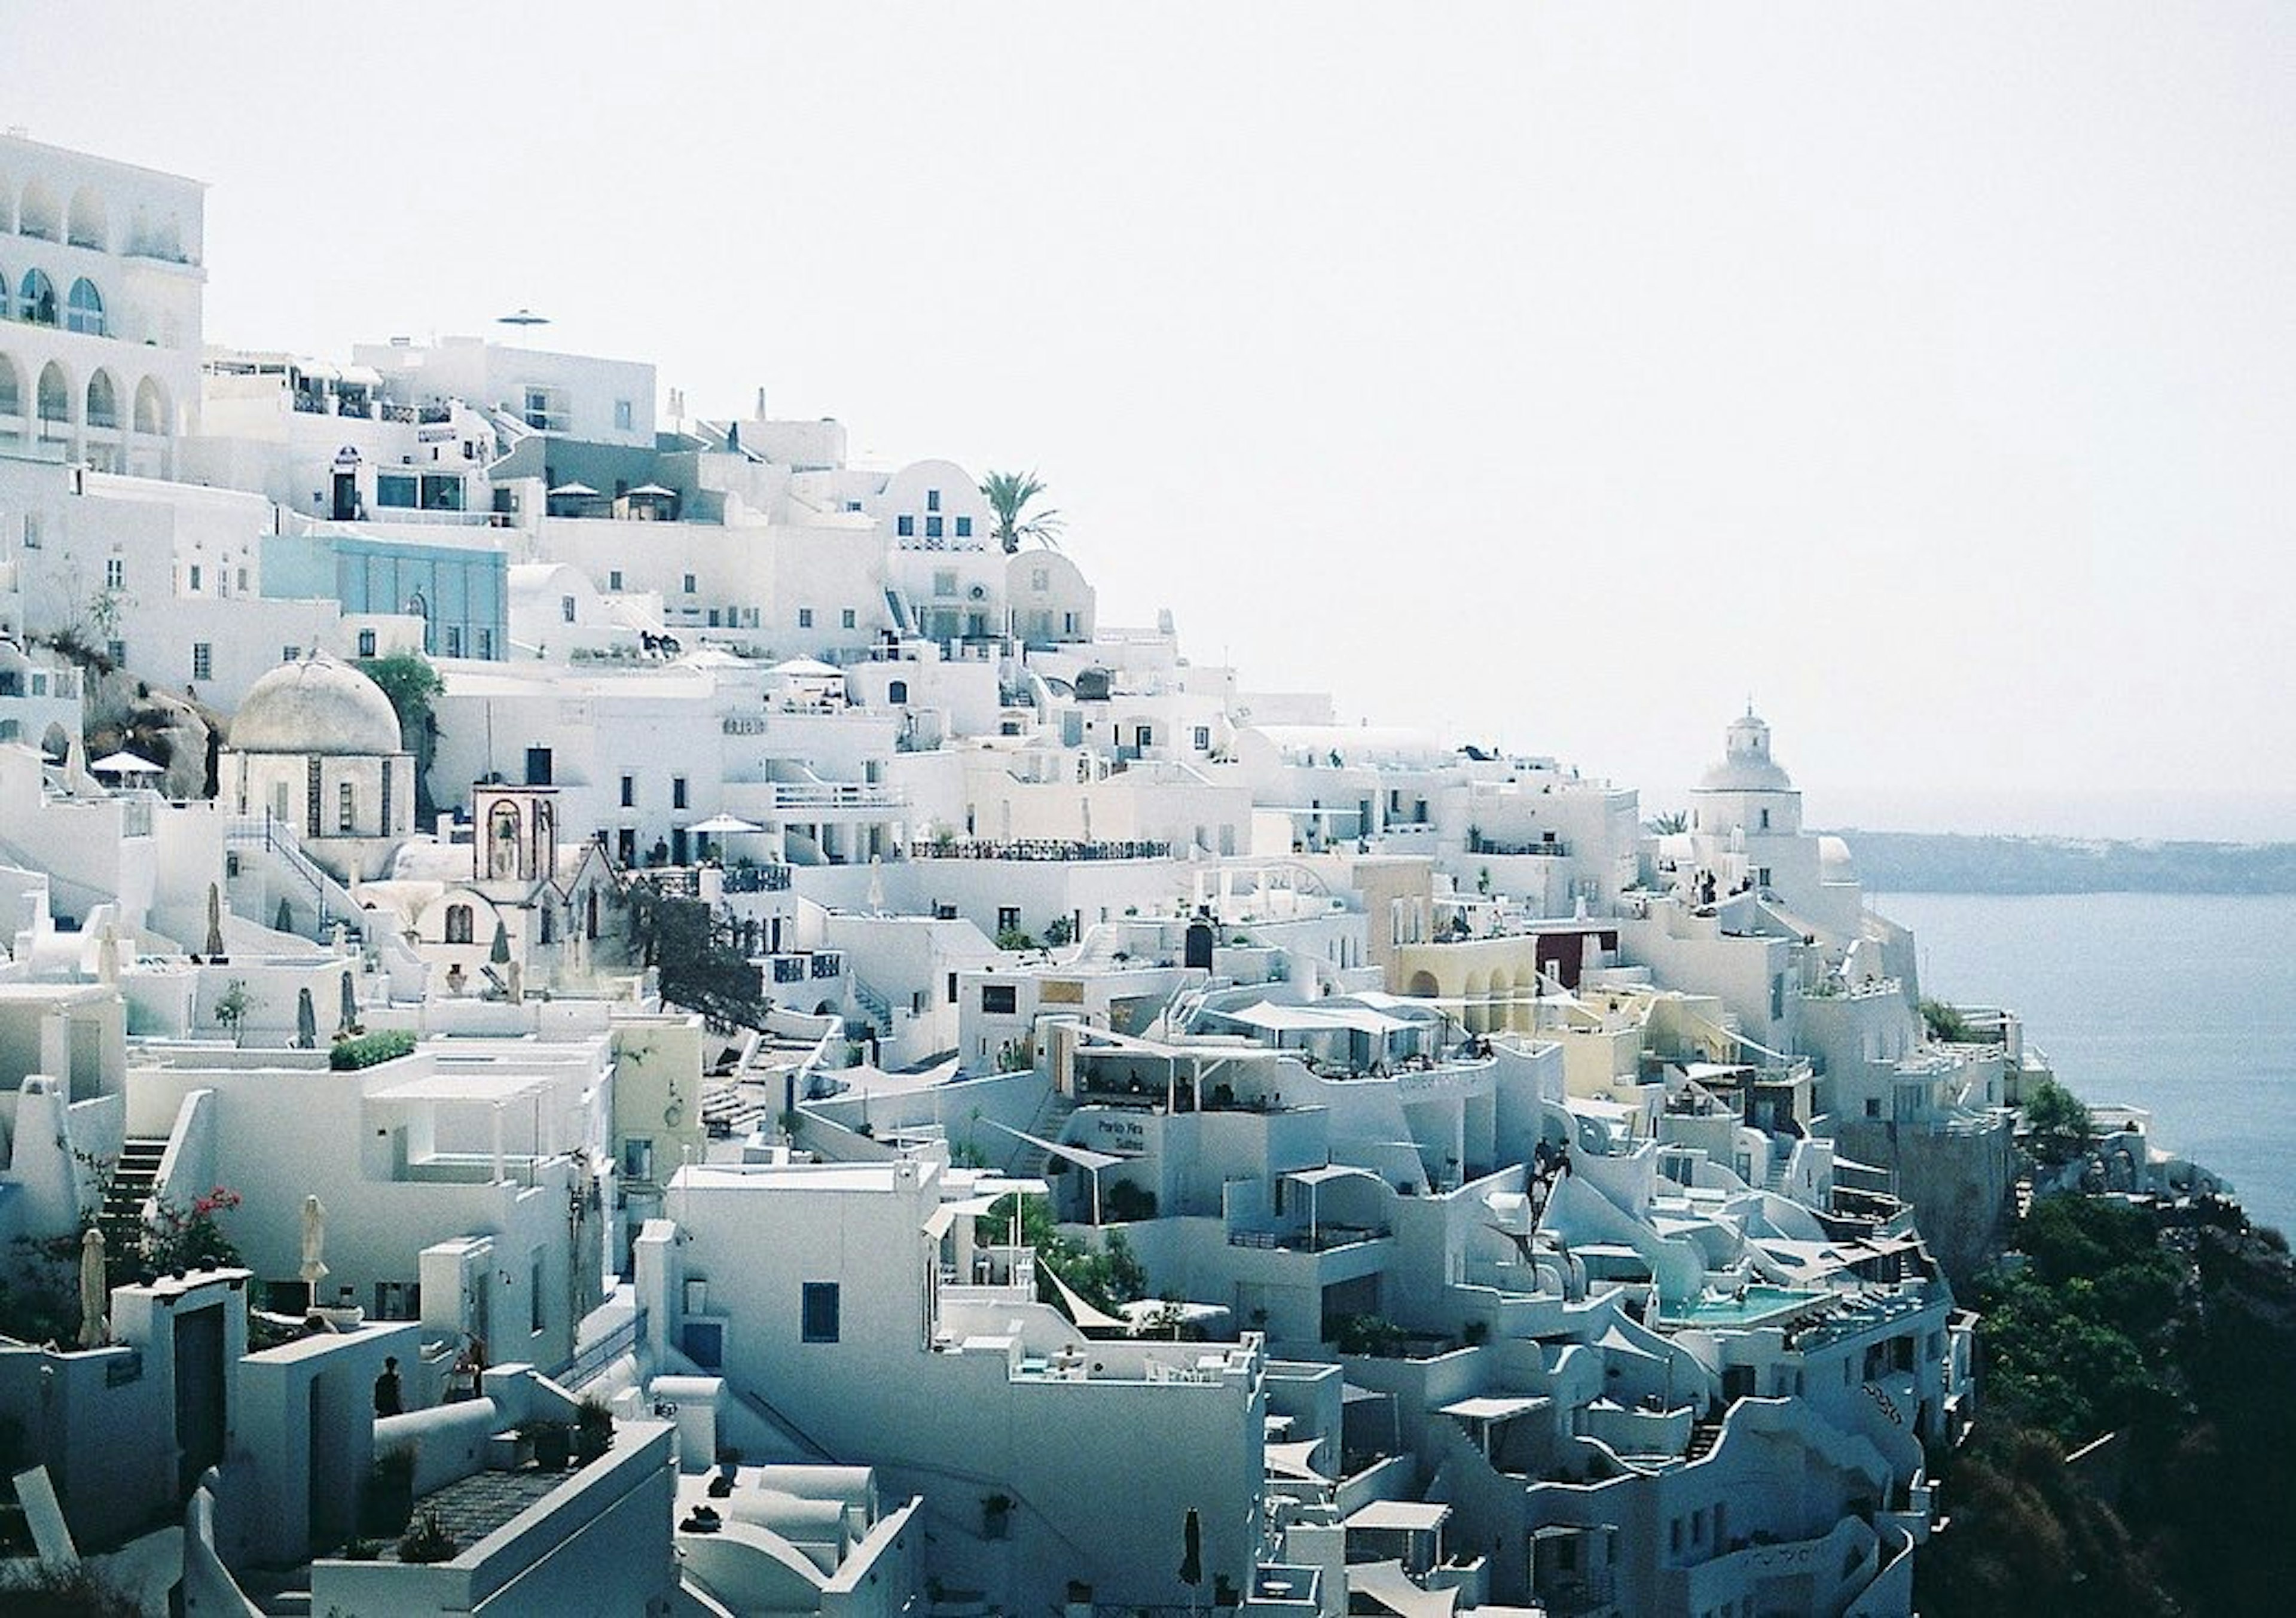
887,679 -> 908,704
0,355 -> 19,417
35,362 -> 69,425
0,262 -> 8,320
444,903 -> 474,945
65,277 -> 103,337
85,371 -> 118,430
20,269 -> 56,327
133,376 -> 167,435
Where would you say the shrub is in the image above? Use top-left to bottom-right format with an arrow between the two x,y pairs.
398,1510 -> 459,1564
331,1029 -> 416,1070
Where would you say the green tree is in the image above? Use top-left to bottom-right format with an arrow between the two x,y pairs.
2022,1076 -> 2093,1167
625,885 -> 770,1032
979,470 -> 1065,554
357,649 -> 445,817
1645,810 -> 1689,835
1920,997 -> 1980,1043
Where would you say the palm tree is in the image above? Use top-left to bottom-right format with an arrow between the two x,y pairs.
980,470 -> 1065,554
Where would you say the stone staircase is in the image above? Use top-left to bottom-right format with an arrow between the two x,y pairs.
1000,1090 -> 1078,1177
98,1137 -> 169,1255
1685,1416 -> 1726,1463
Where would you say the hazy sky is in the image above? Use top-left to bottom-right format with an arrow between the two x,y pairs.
8,4 -> 2291,837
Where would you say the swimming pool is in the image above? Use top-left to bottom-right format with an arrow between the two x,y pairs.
1657,1284 -> 1825,1328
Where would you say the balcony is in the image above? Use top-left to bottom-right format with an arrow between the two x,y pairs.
909,837 -> 1171,862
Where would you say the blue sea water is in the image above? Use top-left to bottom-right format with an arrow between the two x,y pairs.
1872,892 -> 2296,1239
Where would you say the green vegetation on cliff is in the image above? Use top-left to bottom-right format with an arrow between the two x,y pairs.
1919,1193 -> 2296,1616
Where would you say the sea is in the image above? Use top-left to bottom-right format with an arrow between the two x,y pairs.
1872,892 -> 2296,1239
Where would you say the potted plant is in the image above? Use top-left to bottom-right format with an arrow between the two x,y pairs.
524,1418 -> 573,1471
575,1397 -> 615,1464
397,1510 -> 458,1565
362,1444 -> 416,1537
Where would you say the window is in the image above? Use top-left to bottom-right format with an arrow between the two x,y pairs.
191,642 -> 212,681
445,904 -> 474,944
673,776 -> 688,810
887,680 -> 908,703
376,474 -> 419,508
926,489 -> 941,512
561,595 -> 577,623
338,781 -> 356,832
475,628 -> 493,659
798,607 -> 813,628
683,573 -> 697,594
933,570 -> 957,597
982,984 -> 1018,1014
530,1248 -> 546,1333
620,774 -> 636,808
188,564 -> 202,593
607,569 -> 624,591
997,906 -> 1021,936
237,567 -> 248,593
65,278 -> 105,337
954,515 -> 972,538
841,607 -> 856,629
706,609 -> 720,627
19,270 -> 56,326
614,399 -> 633,431
799,1282 -> 841,1342
896,514 -> 914,538
924,515 -> 943,539
282,646 -> 299,664
1193,726 -> 1211,750
357,629 -> 377,657
444,625 -> 463,657
1759,808 -> 1771,830
106,639 -> 124,667
105,557 -> 123,589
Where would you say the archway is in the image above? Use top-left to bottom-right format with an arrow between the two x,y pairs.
65,187 -> 108,251
1405,970 -> 1440,1000
85,370 -> 120,430
133,376 -> 169,435
1463,971 -> 1488,1036
20,268 -> 57,327
66,277 -> 104,337
39,722 -> 71,764
0,355 -> 20,419
17,180 -> 59,242
1512,967 -> 1537,1031
35,361 -> 69,426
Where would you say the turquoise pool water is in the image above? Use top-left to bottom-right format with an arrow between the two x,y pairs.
1659,1285 -> 1824,1327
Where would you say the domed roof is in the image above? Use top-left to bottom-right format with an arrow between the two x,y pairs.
1696,709 -> 1796,793
228,651 -> 404,756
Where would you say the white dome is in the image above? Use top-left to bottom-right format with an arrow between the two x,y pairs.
229,652 -> 404,756
1696,710 -> 1795,793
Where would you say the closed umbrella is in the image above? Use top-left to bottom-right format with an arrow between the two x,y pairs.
77,1226 -> 106,1350
300,1195 -> 329,1304
338,969 -> 359,1037
295,987 -> 317,1049
204,883 -> 225,959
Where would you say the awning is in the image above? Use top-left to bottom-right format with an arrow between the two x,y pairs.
1225,1001 -> 1413,1037
1037,1257 -> 1130,1332
1439,1395 -> 1544,1423
1265,1437 -> 1329,1482
1343,1500 -> 1452,1533
1283,1165 -> 1379,1189
987,1121 -> 1125,1172
688,814 -> 764,835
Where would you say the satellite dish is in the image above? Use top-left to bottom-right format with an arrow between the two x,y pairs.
498,308 -> 550,327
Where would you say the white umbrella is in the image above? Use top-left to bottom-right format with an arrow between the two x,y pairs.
546,481 -> 600,497
90,750 -> 165,776
300,1195 -> 329,1294
626,483 -> 677,498
78,1226 -> 106,1350
688,813 -> 763,835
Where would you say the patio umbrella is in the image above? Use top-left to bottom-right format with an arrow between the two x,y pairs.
627,483 -> 677,499
1178,1507 -> 1202,1589
77,1226 -> 106,1350
300,1195 -> 329,1299
89,749 -> 164,777
687,814 -> 763,835
295,987 -> 317,1049
545,481 -> 599,497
